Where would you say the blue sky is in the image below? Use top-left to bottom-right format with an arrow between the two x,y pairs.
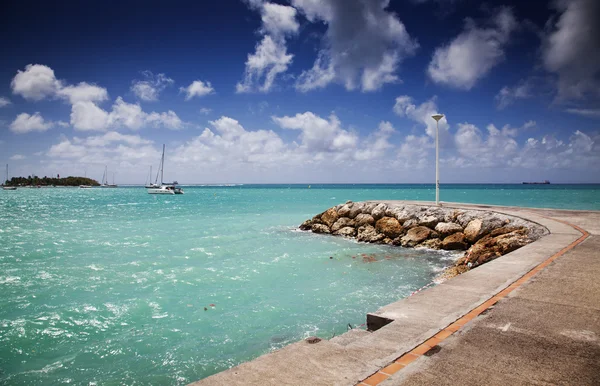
0,0 -> 598,184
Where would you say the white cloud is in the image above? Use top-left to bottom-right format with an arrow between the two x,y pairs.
172,116 -> 287,166
180,80 -> 215,100
131,71 -> 174,102
272,111 -> 358,153
495,80 -> 532,109
11,64 -> 62,101
199,108 -> 212,115
9,112 -> 53,134
565,108 -> 600,118
237,2 -> 299,93
427,7 -> 517,89
70,101 -> 111,131
393,95 -> 449,139
542,0 -> 600,100
0,97 -> 11,107
70,97 -> 184,132
56,82 -> 108,104
73,131 -> 153,147
454,123 -> 518,166
294,0 -> 418,92
10,154 -> 25,160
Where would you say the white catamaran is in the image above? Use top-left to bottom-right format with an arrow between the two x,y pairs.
147,145 -> 183,195
3,164 -> 17,190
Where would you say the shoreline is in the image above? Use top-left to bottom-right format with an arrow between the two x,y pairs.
189,201 -> 596,386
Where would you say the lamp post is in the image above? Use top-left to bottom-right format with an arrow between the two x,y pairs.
431,114 -> 444,206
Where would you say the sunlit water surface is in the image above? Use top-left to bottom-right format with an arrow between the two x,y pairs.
1,184 -> 598,384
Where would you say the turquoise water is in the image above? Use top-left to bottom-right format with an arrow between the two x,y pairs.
0,184 -> 598,385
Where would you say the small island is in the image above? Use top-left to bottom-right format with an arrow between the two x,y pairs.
4,175 -> 100,187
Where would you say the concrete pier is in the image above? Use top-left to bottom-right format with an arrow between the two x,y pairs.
189,202 -> 600,386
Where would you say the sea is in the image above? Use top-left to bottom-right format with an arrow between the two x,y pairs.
1,184 -> 599,385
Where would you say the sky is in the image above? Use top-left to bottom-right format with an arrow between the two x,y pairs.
0,0 -> 599,184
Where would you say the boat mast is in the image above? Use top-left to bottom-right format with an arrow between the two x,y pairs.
160,144 -> 165,185
5,164 -> 8,185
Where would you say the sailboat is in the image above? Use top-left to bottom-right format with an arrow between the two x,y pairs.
2,164 -> 17,190
101,166 -> 118,188
147,145 -> 183,195
144,165 -> 160,189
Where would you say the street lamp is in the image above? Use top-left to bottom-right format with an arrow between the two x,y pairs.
431,114 -> 444,206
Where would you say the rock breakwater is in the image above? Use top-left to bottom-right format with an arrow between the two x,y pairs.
300,201 -> 548,278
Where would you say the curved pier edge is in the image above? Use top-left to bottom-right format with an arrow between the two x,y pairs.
188,202 -> 595,386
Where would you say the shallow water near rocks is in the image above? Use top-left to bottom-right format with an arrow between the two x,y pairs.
1,184 -> 597,384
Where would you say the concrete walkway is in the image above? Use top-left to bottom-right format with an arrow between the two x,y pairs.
189,204 -> 600,386
380,208 -> 600,386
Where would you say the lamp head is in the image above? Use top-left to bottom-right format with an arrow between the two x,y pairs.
431,114 -> 444,122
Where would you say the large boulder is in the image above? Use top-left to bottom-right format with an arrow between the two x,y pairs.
331,217 -> 356,233
371,203 -> 388,221
311,224 -> 331,234
418,215 -> 439,228
400,226 -> 432,247
375,217 -> 404,239
354,213 -> 375,227
321,208 -> 339,228
435,222 -> 463,237
348,203 -> 364,219
334,227 -> 356,237
464,216 -> 507,243
463,219 -> 483,243
463,229 -> 529,266
357,225 -> 384,243
299,219 -> 314,230
337,204 -> 351,217
362,202 -> 378,214
441,232 -> 468,250
403,218 -> 419,229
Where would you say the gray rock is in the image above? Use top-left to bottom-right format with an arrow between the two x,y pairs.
337,204 -> 351,218
299,219 -> 314,231
334,226 -> 357,237
357,225 -> 384,243
400,226 -> 433,247
348,203 -> 364,219
362,202 -> 378,214
311,224 -> 331,234
435,222 -> 463,237
418,215 -> 439,228
331,217 -> 356,232
354,213 -> 375,227
403,218 -> 418,228
418,238 -> 442,250
371,203 -> 388,220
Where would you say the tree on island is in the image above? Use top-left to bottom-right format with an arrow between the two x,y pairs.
5,175 -> 100,187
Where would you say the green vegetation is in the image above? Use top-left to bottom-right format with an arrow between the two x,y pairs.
4,176 -> 100,187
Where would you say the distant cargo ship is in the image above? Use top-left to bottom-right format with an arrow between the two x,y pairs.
522,180 -> 550,184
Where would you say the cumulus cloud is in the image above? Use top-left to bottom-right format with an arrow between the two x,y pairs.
70,97 -> 183,132
0,97 -> 11,107
542,0 -> 600,100
11,64 -> 62,100
11,64 -> 109,104
9,112 -> 53,134
454,123 -> 518,166
131,71 -> 174,102
180,80 -> 215,100
237,2 -> 299,93
427,7 -> 517,89
294,0 -> 418,92
56,82 -> 109,104
10,154 -> 26,160
199,107 -> 212,115
272,111 -> 358,153
495,79 -> 532,109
